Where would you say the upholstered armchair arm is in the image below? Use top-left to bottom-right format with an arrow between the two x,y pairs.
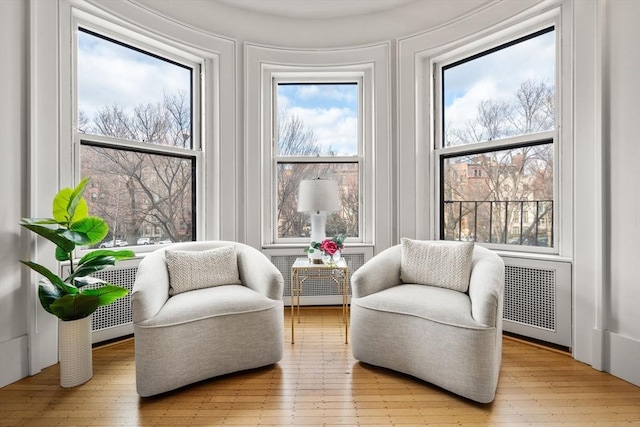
351,245 -> 403,298
131,252 -> 170,324
237,245 -> 284,301
468,247 -> 505,327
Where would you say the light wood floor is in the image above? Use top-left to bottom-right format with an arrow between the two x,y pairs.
1,307 -> 639,426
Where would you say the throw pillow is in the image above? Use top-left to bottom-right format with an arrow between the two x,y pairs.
166,245 -> 242,296
400,238 -> 474,292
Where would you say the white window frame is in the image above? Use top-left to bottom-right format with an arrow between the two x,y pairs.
269,73 -> 364,245
432,17 -> 561,255
70,14 -> 206,256
261,67 -> 374,247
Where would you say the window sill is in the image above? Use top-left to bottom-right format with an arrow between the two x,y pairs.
494,249 -> 571,263
262,243 -> 374,250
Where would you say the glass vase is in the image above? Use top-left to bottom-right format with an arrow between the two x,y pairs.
321,252 -> 333,265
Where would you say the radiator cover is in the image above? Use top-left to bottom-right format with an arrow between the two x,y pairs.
502,256 -> 572,347
64,251 -> 571,348
270,252 -> 366,304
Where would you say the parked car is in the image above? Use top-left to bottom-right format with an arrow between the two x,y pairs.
99,240 -> 129,248
157,239 -> 173,244
137,237 -> 152,245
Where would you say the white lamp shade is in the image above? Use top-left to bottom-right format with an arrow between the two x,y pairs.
297,179 -> 340,212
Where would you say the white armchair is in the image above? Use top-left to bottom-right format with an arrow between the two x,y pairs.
131,241 -> 284,397
350,242 -> 504,403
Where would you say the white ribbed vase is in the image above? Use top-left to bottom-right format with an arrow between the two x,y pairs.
59,315 -> 93,388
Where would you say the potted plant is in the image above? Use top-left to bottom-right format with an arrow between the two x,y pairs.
20,177 -> 135,387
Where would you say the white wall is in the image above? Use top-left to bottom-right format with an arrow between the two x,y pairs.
0,0 -> 30,387
603,0 -> 640,384
1,0 -> 638,388
572,0 -> 640,386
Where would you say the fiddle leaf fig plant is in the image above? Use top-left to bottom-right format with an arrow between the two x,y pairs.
20,178 -> 135,321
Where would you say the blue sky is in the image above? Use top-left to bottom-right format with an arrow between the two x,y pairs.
443,29 -> 555,130
78,27 -> 552,152
277,83 -> 358,156
77,30 -> 191,120
78,30 -> 358,156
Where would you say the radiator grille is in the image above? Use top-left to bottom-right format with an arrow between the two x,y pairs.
63,251 -> 569,347
271,254 -> 365,297
504,265 -> 556,331
86,267 -> 137,332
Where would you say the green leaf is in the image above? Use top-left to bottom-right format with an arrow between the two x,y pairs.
38,279 -> 64,316
59,229 -> 92,246
82,284 -> 129,307
20,260 -> 77,294
66,258 -> 116,283
20,222 -> 76,253
52,188 -> 73,224
70,216 -> 109,245
65,250 -> 134,284
74,276 -> 106,287
49,293 -> 100,321
66,178 -> 89,221
79,249 -> 135,265
53,186 -> 88,225
20,217 -> 59,225
55,246 -> 70,262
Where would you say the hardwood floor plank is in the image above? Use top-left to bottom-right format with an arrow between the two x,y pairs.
1,307 -> 638,426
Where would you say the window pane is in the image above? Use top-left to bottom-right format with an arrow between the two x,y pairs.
80,144 -> 194,247
442,143 -> 553,247
277,162 -> 359,239
77,29 -> 192,148
276,83 -> 358,156
443,28 -> 555,147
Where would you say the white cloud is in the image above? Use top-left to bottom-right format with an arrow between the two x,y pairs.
287,106 -> 357,155
444,30 -> 555,131
445,78 -> 501,129
78,36 -> 190,119
296,85 -> 320,99
295,84 -> 357,104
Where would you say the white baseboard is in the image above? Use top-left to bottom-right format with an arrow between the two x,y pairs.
0,335 -> 29,387
605,330 -> 640,386
591,327 -> 604,370
92,323 -> 134,344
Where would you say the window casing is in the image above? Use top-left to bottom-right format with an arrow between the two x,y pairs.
74,24 -> 202,253
433,24 -> 558,253
270,74 -> 364,245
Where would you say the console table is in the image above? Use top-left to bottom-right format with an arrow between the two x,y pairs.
290,257 -> 349,344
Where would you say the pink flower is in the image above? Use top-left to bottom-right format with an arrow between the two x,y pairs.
320,239 -> 339,255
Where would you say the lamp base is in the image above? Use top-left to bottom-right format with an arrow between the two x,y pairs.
307,248 -> 324,264
309,256 -> 324,264
307,212 -> 327,265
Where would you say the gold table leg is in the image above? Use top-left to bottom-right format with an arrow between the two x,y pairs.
291,269 -> 295,344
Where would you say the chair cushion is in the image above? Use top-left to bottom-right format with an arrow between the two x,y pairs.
137,285 -> 280,327
354,284 -> 486,329
400,238 -> 474,292
166,245 -> 241,296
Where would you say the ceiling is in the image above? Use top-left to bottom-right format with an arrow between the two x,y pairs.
130,0 -> 499,48
216,0 -> 416,20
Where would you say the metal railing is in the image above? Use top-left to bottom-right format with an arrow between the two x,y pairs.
442,200 -> 553,247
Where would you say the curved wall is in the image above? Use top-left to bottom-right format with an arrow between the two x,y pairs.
130,0 -> 498,48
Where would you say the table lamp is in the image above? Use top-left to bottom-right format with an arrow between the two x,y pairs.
297,179 -> 341,263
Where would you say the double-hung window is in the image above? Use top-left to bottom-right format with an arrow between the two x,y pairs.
272,76 -> 362,243
76,27 -> 200,249
434,26 -> 557,252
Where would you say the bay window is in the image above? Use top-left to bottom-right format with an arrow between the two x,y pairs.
434,26 -> 557,251
76,27 -> 200,249
272,79 -> 363,243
